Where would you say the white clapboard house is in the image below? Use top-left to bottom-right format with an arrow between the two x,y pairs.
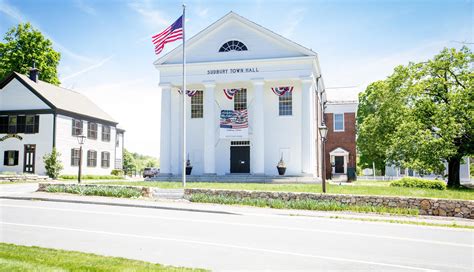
155,12 -> 327,180
0,70 -> 124,176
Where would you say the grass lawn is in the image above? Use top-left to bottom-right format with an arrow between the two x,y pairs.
0,243 -> 205,272
95,180 -> 474,200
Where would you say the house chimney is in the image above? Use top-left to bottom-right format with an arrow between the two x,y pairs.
29,62 -> 39,82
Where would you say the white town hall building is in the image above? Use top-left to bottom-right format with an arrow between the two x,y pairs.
155,12 -> 326,179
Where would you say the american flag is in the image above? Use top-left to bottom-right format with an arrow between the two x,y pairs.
152,15 -> 183,55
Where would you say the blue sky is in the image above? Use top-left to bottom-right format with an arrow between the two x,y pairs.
1,0 -> 472,157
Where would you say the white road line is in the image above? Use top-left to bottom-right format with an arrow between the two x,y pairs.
1,203 -> 472,248
0,221 -> 438,271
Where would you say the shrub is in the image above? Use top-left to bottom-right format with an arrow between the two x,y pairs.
59,175 -> 124,180
111,169 -> 124,177
44,184 -> 142,198
43,148 -> 63,179
390,177 -> 446,190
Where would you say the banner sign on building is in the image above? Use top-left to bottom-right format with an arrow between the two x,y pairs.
219,109 -> 248,139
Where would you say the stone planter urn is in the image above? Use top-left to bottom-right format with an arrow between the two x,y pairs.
185,159 -> 193,175
276,156 -> 287,176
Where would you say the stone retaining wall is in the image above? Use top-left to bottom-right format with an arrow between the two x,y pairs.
38,183 -> 153,197
185,189 -> 474,219
0,174 -> 51,182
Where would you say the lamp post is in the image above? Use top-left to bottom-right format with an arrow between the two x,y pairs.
319,123 -> 328,193
76,134 -> 86,184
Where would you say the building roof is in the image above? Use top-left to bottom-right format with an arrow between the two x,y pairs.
325,86 -> 361,103
0,72 -> 117,125
154,11 -> 317,66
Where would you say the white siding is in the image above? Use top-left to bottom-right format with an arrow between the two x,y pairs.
55,115 -> 117,175
0,78 -> 50,110
0,114 -> 54,175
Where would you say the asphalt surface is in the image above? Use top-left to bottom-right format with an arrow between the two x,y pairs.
1,196 -> 473,271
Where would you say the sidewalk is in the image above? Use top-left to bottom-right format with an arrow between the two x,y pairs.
1,189 -> 473,228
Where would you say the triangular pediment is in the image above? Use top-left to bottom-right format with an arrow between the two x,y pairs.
155,12 -> 316,65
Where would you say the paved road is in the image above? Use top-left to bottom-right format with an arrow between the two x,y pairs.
0,198 -> 472,271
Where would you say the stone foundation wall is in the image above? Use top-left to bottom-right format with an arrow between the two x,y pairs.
185,189 -> 474,219
0,174 -> 51,182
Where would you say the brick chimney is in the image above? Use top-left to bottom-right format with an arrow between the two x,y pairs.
29,62 -> 39,82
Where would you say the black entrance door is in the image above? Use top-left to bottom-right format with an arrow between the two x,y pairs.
23,144 -> 36,173
230,146 -> 250,173
334,156 -> 344,174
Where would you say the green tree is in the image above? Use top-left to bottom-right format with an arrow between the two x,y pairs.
43,148 -> 63,179
357,66 -> 410,175
358,47 -> 473,187
122,149 -> 135,175
0,23 -> 61,84
389,47 -> 473,187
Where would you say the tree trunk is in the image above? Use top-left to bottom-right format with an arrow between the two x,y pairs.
447,157 -> 461,188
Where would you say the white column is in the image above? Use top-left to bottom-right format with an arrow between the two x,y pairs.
170,87 -> 181,175
251,79 -> 265,174
203,80 -> 216,174
301,76 -> 313,174
159,83 -> 172,175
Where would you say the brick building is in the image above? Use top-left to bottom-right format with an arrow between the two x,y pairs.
324,100 -> 357,181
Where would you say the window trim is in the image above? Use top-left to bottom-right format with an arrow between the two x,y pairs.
190,90 -> 204,119
233,88 -> 247,111
101,125 -> 111,142
101,151 -> 110,168
87,150 -> 97,167
333,113 -> 345,132
72,119 -> 83,136
4,150 -> 19,166
278,91 -> 293,116
71,148 -> 80,167
87,122 -> 98,140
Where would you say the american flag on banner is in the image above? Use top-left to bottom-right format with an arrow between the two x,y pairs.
152,15 -> 183,55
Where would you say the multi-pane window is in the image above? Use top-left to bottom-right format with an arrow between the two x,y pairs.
101,151 -> 110,168
102,125 -> 111,142
3,150 -> 19,166
334,113 -> 344,131
191,91 -> 203,118
87,150 -> 97,167
25,115 -> 35,133
88,122 -> 98,139
0,115 -> 39,134
8,116 -> 17,133
71,148 -> 80,166
234,89 -> 247,110
279,91 -> 292,116
72,119 -> 83,136
219,40 -> 248,52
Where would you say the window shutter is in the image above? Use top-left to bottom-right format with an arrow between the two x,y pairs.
34,116 -> 39,133
3,151 -> 7,166
17,116 -> 26,133
14,151 -> 19,165
71,149 -> 74,166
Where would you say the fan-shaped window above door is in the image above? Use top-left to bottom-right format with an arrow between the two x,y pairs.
219,40 -> 248,52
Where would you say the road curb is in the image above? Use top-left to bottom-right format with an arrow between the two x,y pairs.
0,195 -> 239,215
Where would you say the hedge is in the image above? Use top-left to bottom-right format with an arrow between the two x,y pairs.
59,175 -> 124,180
390,177 -> 446,190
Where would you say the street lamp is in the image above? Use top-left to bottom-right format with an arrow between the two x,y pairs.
76,134 -> 86,184
319,123 -> 328,193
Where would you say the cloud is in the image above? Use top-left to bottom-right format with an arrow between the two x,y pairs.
74,0 -> 96,16
0,0 -> 95,63
281,7 -> 306,38
61,55 -> 114,82
129,0 -> 170,28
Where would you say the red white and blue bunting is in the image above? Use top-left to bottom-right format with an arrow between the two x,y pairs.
271,86 -> 293,96
223,88 -> 241,100
177,89 -> 200,97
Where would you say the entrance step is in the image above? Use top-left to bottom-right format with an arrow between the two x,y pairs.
151,189 -> 184,200
148,175 -> 320,183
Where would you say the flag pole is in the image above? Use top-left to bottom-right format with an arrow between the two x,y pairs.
182,4 -> 187,188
